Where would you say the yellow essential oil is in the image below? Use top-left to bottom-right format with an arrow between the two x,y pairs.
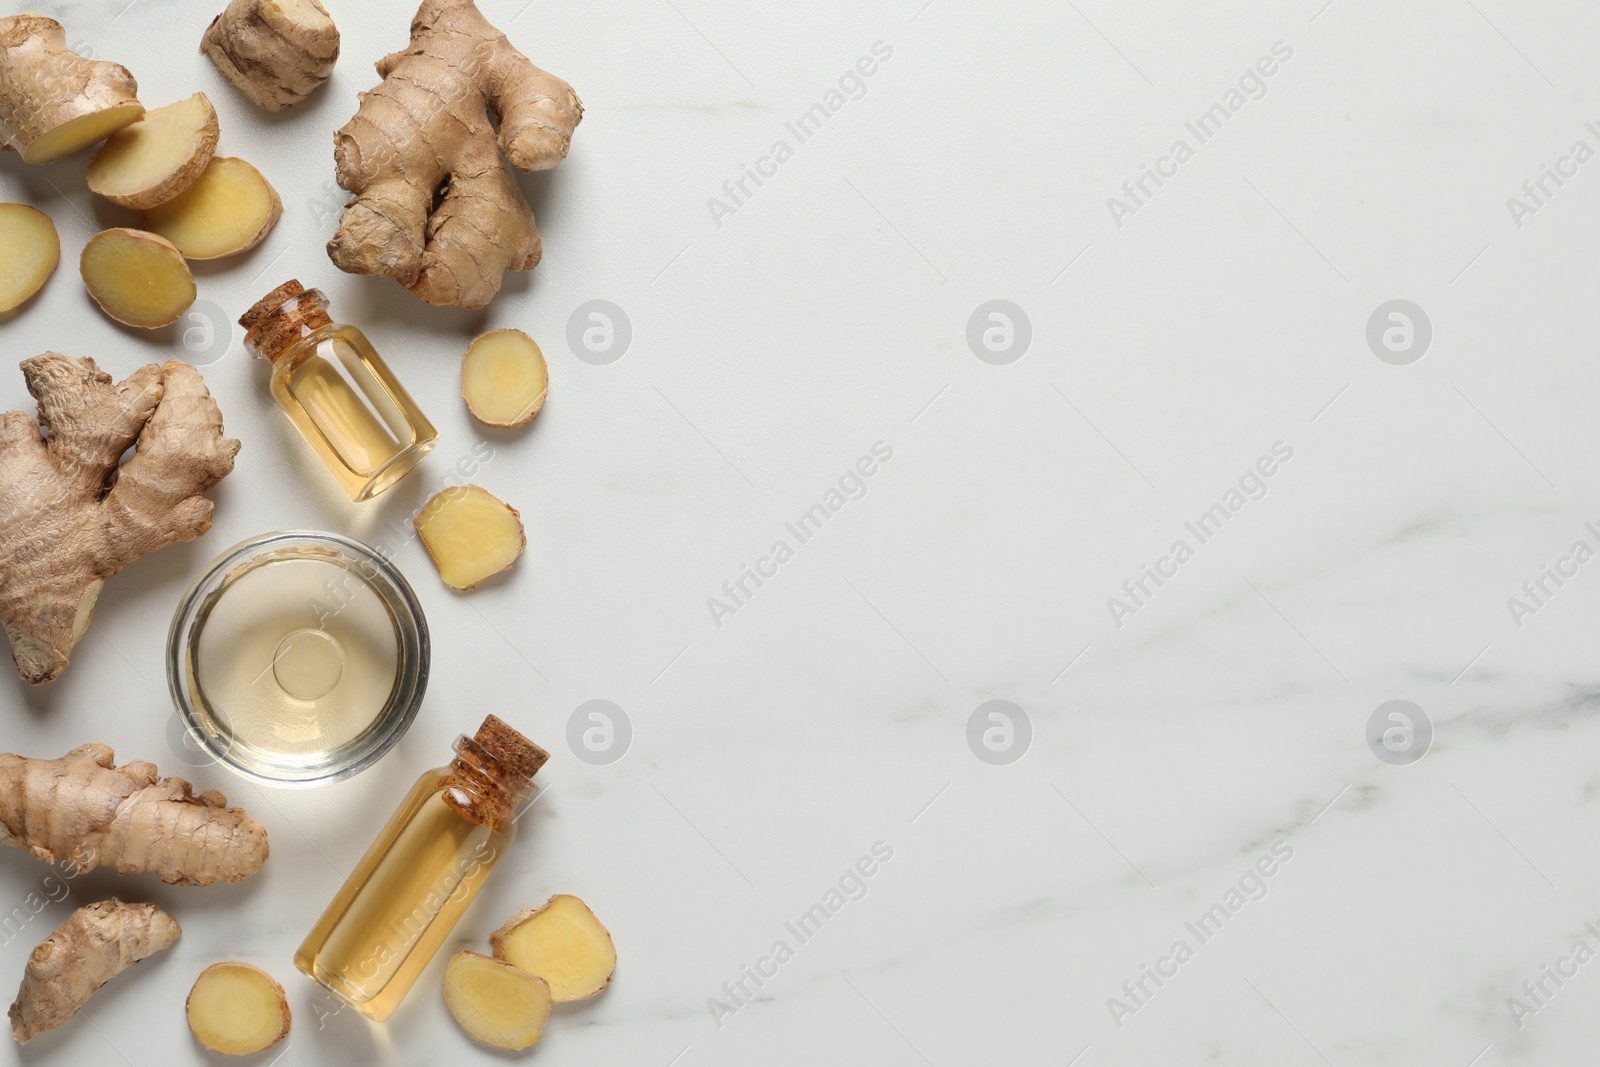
295,717 -> 548,1021
242,280 -> 438,502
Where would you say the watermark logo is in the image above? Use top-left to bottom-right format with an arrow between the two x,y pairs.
966,300 -> 1031,365
567,700 -> 632,765
172,299 -> 233,366
1366,300 -> 1431,365
1366,699 -> 1431,766
567,300 -> 632,365
966,700 -> 1031,765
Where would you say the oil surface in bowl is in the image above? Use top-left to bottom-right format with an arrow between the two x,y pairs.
191,553 -> 400,760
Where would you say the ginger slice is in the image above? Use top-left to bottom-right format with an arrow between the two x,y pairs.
142,157 -> 281,260
462,328 -> 549,428
186,962 -> 290,1055
414,485 -> 526,590
87,94 -> 219,209
490,894 -> 616,1002
443,951 -> 551,1051
80,228 -> 196,329
0,204 -> 59,312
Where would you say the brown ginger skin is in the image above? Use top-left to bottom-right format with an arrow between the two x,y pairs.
0,355 -> 238,684
0,16 -> 143,163
0,745 -> 269,887
327,0 -> 583,308
9,900 -> 180,1044
201,0 -> 340,112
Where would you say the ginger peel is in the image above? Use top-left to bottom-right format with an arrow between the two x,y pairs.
0,745 -> 268,885
328,0 -> 582,307
0,355 -> 236,682
0,16 -> 144,163
9,899 -> 180,1044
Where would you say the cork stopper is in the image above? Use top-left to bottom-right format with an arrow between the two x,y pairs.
441,715 -> 549,830
240,279 -> 333,363
473,714 -> 550,783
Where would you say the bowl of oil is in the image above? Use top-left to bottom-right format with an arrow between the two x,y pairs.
168,531 -> 429,787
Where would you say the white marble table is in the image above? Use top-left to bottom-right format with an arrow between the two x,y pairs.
3,0 -> 1599,1063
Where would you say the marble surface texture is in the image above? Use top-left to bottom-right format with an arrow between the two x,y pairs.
3,0 -> 1599,1063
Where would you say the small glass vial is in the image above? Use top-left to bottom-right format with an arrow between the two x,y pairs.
294,716 -> 549,1021
241,280 -> 438,501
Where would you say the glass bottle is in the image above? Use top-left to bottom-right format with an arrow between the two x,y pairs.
294,715 -> 549,1021
241,279 -> 438,502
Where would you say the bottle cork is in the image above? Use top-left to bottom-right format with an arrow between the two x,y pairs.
240,279 -> 333,362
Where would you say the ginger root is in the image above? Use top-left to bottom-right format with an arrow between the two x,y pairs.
443,951 -> 551,1051
462,329 -> 548,428
80,228 -> 197,328
186,962 -> 290,1055
202,0 -> 339,112
143,157 -> 282,259
414,485 -> 526,590
491,894 -> 616,1002
0,16 -> 144,163
0,205 -> 59,313
9,899 -> 180,1044
0,355 -> 237,683
0,745 -> 268,884
327,0 -> 582,307
87,93 -> 219,210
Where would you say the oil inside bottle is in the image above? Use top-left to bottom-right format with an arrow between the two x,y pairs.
189,550 -> 400,763
294,769 -> 510,1021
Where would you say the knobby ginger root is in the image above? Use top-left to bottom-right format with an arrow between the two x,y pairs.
202,0 -> 339,112
0,205 -> 59,312
143,157 -> 281,259
87,93 -> 219,209
443,952 -> 551,1051
462,329 -> 548,428
80,228 -> 196,328
186,963 -> 290,1055
9,900 -> 180,1044
0,16 -> 144,163
327,0 -> 582,307
414,485 -> 526,590
491,894 -> 616,1002
0,746 -> 268,884
0,354 -> 237,682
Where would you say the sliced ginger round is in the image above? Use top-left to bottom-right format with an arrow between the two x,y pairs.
0,204 -> 59,312
414,484 -> 526,590
444,951 -> 552,1051
186,962 -> 291,1056
491,894 -> 617,1002
87,93 -> 219,209
142,156 -> 281,260
462,329 -> 549,428
80,228 -> 196,329
24,104 -> 146,164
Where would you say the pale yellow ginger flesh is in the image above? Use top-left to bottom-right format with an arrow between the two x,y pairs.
491,894 -> 616,1002
87,93 -> 219,210
0,356 -> 237,682
202,0 -> 339,112
0,205 -> 59,312
0,745 -> 267,883
414,485 -> 526,590
462,329 -> 548,428
9,900 -> 180,1044
143,157 -> 282,260
0,16 -> 144,164
327,0 -> 582,307
80,228 -> 196,329
443,951 -> 551,1051
186,963 -> 290,1055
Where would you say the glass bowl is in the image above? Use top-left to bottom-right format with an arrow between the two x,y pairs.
167,530 -> 429,787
